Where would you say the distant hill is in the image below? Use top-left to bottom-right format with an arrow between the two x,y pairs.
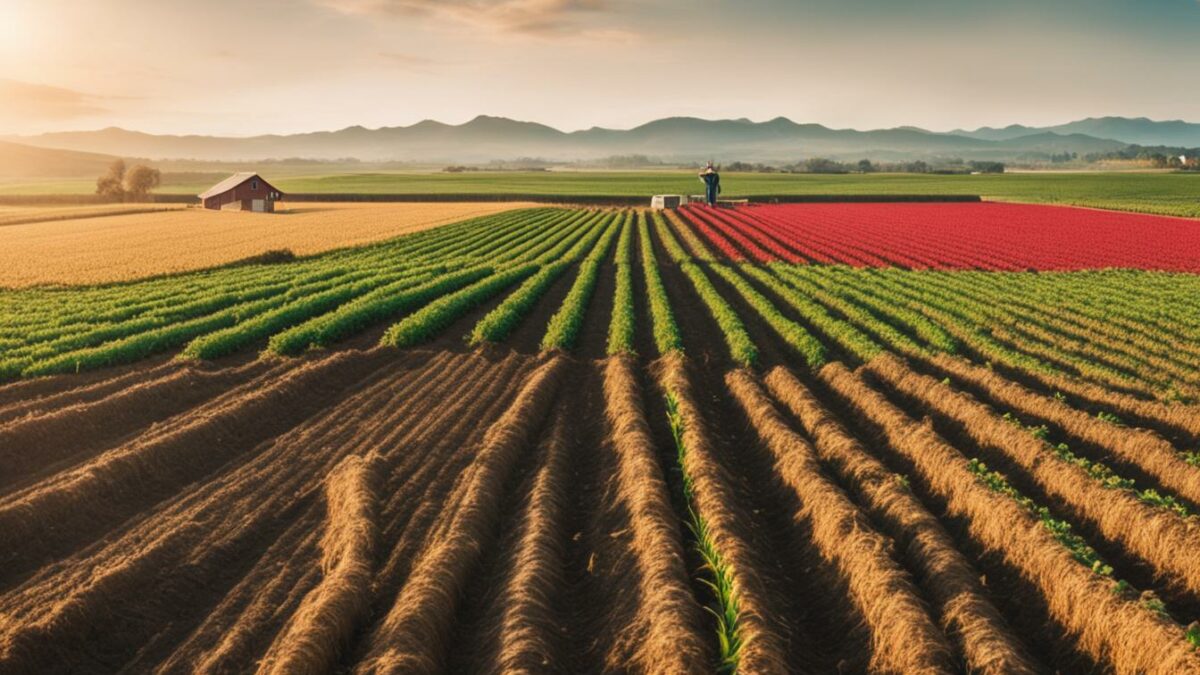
0,140 -> 122,179
954,116 -> 1200,148
3,115 -> 1132,164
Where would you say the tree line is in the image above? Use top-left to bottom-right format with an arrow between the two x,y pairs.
722,158 -> 1006,174
1084,145 -> 1200,170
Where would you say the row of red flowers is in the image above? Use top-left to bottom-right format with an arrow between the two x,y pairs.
679,202 -> 1200,272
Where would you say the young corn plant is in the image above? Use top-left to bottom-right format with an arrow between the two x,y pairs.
666,392 -> 743,673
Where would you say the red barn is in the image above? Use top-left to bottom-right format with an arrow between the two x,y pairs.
199,172 -> 283,212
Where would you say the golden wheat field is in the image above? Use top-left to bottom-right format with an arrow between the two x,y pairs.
0,201 -> 536,287
0,203 -> 187,228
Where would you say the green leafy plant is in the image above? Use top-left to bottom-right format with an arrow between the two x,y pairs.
967,458 -> 1113,576
638,216 -> 683,355
382,264 -> 538,348
541,215 -> 623,351
606,213 -> 637,355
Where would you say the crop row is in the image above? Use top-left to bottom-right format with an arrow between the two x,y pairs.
0,208 -> 601,375
684,202 -> 1200,273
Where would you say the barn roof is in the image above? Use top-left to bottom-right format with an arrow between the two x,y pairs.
199,172 -> 269,200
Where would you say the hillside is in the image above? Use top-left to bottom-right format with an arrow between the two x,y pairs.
0,141 -> 122,179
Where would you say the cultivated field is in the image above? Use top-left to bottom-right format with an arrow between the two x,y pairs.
0,203 -> 187,228
5,170 -> 1200,216
0,201 -> 534,287
1,203 -> 1200,673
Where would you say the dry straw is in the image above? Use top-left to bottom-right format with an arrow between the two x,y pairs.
356,355 -> 565,674
869,353 -> 1200,601
655,353 -> 790,674
478,411 -> 572,673
259,453 -> 382,674
764,366 -> 1039,675
603,355 -> 710,671
726,368 -> 955,675
821,362 -> 1200,674
928,353 -> 1200,505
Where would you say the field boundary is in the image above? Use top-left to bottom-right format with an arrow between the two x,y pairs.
290,193 -> 984,205
1,193 -> 981,207
0,195 -> 195,206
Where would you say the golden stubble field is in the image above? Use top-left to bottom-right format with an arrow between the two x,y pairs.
0,201 -> 536,287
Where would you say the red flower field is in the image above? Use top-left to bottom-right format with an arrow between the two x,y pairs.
682,202 -> 1200,271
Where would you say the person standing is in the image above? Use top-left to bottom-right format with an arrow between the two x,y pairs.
699,161 -> 721,207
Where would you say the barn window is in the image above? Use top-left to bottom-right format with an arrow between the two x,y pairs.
251,180 -> 259,190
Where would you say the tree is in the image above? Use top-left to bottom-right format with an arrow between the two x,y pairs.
803,157 -> 848,174
96,160 -> 126,200
857,159 -> 875,173
124,165 -> 162,200
968,161 -> 1006,174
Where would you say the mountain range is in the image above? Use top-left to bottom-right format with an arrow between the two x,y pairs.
951,117 -> 1200,147
4,115 -> 1199,168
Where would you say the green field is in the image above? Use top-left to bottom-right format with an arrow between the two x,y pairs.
3,170 -> 1199,217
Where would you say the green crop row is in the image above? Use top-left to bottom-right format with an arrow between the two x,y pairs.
14,294 -> 291,378
771,265 -> 923,357
639,215 -> 682,356
999,413 -> 1195,519
709,264 -> 826,368
0,207 -> 487,328
180,267 -> 443,360
540,212 -> 624,351
497,209 -> 597,263
267,266 -> 493,356
530,210 -> 612,264
0,208 -> 585,378
655,212 -> 756,367
967,458 -> 1113,576
450,208 -> 573,262
606,212 -> 637,356
381,264 -> 540,348
665,392 -> 743,673
468,212 -> 615,346
0,207 -> 553,337
742,265 -> 878,364
802,266 -> 959,354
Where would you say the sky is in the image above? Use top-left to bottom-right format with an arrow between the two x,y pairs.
1,0 -> 1199,137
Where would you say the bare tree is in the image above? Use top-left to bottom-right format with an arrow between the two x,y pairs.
124,165 -> 162,201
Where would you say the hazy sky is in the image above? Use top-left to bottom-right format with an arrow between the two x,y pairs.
2,0 -> 1199,136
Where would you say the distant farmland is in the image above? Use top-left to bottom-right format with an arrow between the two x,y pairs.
3,170 -> 1200,217
0,201 -> 533,287
2,203 -> 1200,672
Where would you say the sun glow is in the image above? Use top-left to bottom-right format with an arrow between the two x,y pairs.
0,2 -> 35,55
